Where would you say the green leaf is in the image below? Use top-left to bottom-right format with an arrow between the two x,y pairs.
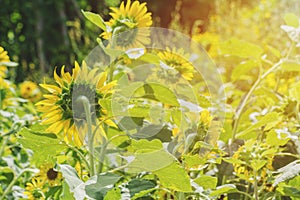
132,188 -> 156,200
231,60 -> 258,81
127,179 -> 156,198
97,38 -> 124,58
223,157 -> 245,165
284,13 -> 299,28
133,124 -> 172,142
194,175 -> 217,190
118,116 -> 144,131
220,38 -> 264,59
210,184 -> 237,197
266,45 -> 281,58
17,126 -> 67,165
236,112 -> 282,139
85,173 -> 121,200
129,139 -> 163,152
82,10 -> 106,30
197,94 -> 212,108
251,160 -> 267,171
127,149 -> 175,172
183,154 -> 206,168
128,106 -> 150,117
139,53 -> 160,64
104,188 -> 121,200
106,127 -> 129,147
289,82 -> 300,102
59,164 -> 85,200
126,139 -> 191,191
281,61 -> 300,72
266,130 -> 290,146
154,162 -> 192,192
60,181 -> 75,200
134,83 -> 180,106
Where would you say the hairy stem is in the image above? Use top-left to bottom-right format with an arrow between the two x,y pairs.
77,95 -> 95,176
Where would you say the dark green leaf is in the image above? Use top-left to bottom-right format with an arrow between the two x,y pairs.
85,173 -> 121,200
127,179 -> 156,197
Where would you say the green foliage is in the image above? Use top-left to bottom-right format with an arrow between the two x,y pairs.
220,38 -> 264,59
1,1 -> 300,200
17,125 -> 68,165
81,11 -> 106,31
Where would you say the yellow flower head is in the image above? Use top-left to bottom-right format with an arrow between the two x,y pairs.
192,32 -> 220,58
200,109 -> 212,127
101,0 -> 152,48
19,81 -> 42,102
36,61 -> 117,146
24,177 -> 46,200
0,46 -> 10,78
38,163 -> 62,187
0,77 -> 10,90
158,47 -> 194,81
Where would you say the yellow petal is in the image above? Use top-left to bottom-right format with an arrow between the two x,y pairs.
104,119 -> 117,128
73,61 -> 81,79
40,84 -> 62,94
43,94 -> 60,100
46,121 -> 63,134
99,80 -> 117,93
96,72 -> 107,89
42,113 -> 62,124
54,67 -> 64,87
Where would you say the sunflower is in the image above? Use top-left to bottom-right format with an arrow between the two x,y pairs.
0,46 -> 10,78
36,61 -> 117,146
24,177 -> 46,200
158,47 -> 194,81
101,0 -> 152,48
37,163 -> 63,187
19,81 -> 42,102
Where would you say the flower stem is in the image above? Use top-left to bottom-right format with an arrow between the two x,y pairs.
231,59 -> 284,142
0,169 -> 36,200
97,136 -> 107,173
68,145 -> 91,172
76,95 -> 95,176
253,170 -> 258,200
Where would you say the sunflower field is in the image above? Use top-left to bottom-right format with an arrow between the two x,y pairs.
1,0 -> 300,199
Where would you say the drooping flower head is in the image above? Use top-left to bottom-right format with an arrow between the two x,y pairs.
36,62 -> 117,146
158,47 -> 195,81
101,0 -> 152,48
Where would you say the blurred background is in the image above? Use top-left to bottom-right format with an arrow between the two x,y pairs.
0,0 -> 299,83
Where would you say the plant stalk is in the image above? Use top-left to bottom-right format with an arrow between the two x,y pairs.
77,95 -> 95,176
231,59 -> 284,142
0,169 -> 36,200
